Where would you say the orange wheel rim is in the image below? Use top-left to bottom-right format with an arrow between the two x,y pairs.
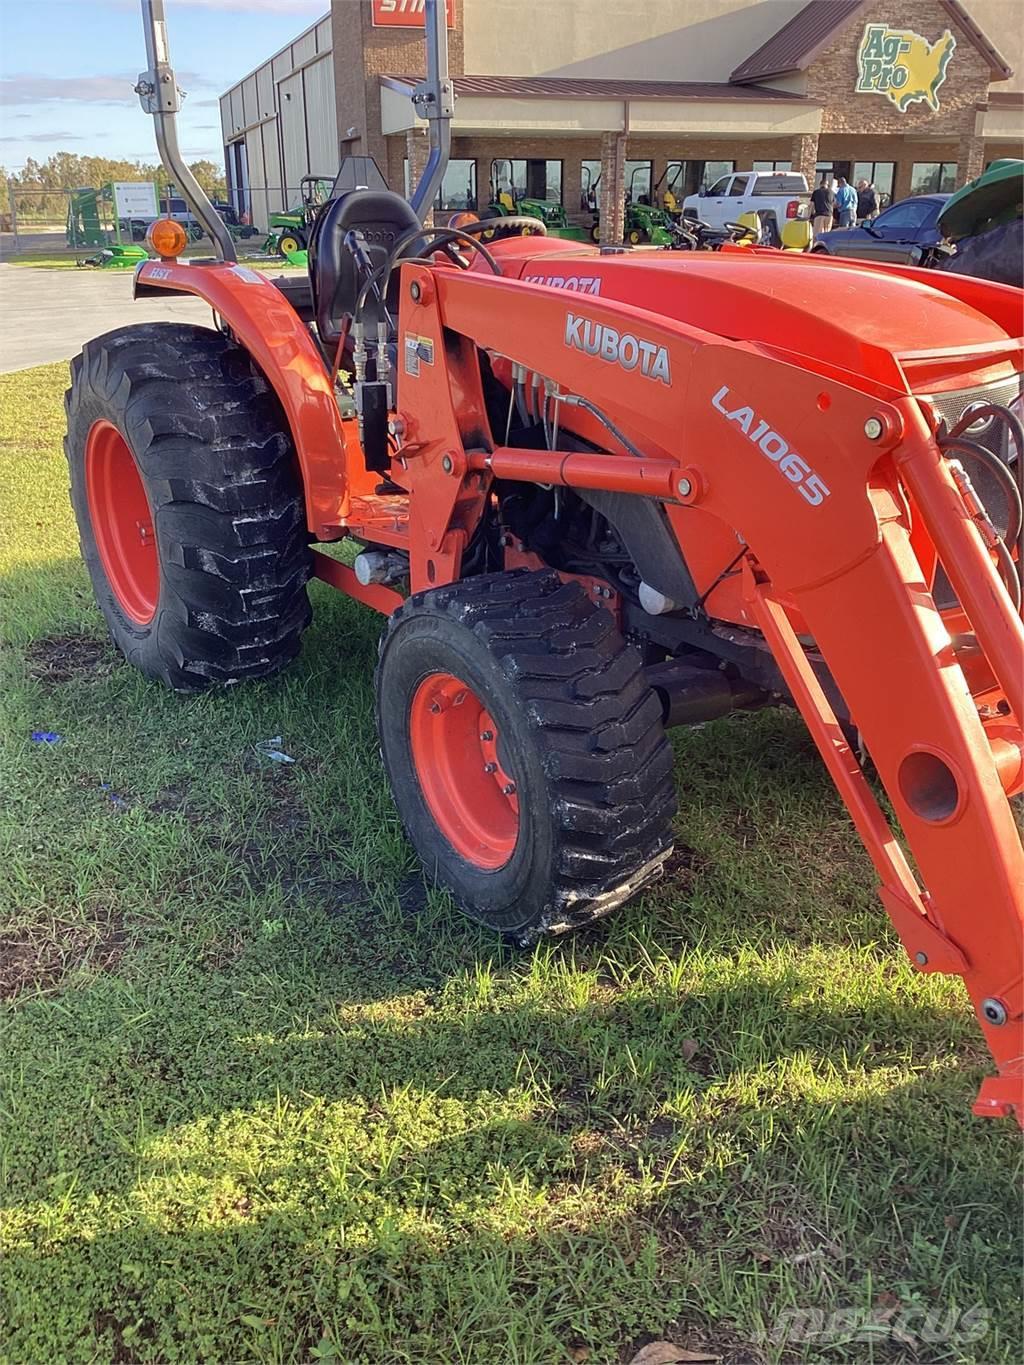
85,419 -> 158,625
409,672 -> 520,870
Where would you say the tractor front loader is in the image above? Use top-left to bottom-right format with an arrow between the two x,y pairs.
65,0 -> 1024,1124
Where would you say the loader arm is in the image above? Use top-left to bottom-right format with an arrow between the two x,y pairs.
391,260 -> 1024,1121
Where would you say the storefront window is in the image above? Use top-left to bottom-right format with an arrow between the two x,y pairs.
626,160 -> 653,203
406,157 -> 477,210
700,160 -> 735,189
751,160 -> 792,172
581,159 -> 601,211
662,161 -> 685,192
491,159 -> 562,204
853,161 -> 895,205
437,159 -> 477,211
910,161 -> 957,195
579,159 -> 653,208
541,161 -> 562,201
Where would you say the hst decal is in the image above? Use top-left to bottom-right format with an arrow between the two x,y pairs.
564,312 -> 671,385
712,385 -> 831,507
525,274 -> 602,295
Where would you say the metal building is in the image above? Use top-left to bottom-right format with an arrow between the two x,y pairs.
220,13 -> 334,231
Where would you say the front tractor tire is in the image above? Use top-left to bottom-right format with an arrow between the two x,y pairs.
376,571 -> 677,943
65,322 -> 311,691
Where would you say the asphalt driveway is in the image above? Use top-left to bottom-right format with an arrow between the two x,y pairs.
0,265 -> 212,373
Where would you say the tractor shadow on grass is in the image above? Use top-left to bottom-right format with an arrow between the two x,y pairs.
2,1065 -> 1019,1365
5,559 -> 1021,1361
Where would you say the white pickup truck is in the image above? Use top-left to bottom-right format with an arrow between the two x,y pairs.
681,170 -> 811,246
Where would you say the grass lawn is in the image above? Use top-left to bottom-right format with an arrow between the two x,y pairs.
2,247 -> 303,271
1,361 -> 1021,1365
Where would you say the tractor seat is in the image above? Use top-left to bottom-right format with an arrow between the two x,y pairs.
309,189 -> 424,347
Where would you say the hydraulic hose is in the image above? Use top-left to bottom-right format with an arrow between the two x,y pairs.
940,435 -> 1023,553
946,400 -> 1024,563
354,225 -> 502,329
938,401 -> 1024,616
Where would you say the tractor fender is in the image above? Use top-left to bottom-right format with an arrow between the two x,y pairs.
133,258 -> 348,537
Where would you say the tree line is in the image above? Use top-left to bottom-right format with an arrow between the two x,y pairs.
2,152 -> 227,222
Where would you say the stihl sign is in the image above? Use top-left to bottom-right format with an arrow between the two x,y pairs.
372,0 -> 456,26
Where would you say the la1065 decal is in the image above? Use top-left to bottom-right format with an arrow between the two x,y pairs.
712,385 -> 831,507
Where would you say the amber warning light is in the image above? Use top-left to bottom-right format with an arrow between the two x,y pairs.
146,218 -> 189,260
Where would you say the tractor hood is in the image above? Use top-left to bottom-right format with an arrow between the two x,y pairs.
505,242 -> 1015,389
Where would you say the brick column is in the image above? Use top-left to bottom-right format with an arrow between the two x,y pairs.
600,131 -> 626,246
650,150 -> 670,209
406,127 -> 433,227
563,154 -> 584,221
956,132 -> 985,189
789,133 -> 820,185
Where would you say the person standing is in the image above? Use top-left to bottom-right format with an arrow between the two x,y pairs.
811,176 -> 836,237
856,179 -> 878,225
835,177 -> 858,228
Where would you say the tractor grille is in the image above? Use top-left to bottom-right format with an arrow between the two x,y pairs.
921,374 -> 1022,445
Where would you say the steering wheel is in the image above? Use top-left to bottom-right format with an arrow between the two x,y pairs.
723,221 -> 757,239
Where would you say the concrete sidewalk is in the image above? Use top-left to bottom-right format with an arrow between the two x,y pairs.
0,264 -> 212,373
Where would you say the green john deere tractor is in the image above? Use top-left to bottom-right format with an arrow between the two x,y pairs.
586,166 -> 676,245
482,160 -> 589,241
264,175 -> 333,263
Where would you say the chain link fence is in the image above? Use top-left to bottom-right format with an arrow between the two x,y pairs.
2,184 -> 322,260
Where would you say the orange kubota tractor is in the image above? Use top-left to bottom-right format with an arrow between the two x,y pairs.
66,2 -> 1023,1123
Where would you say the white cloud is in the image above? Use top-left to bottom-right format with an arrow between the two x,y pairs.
105,0 -> 325,11
1,70 -> 216,106
173,0 -> 324,10
0,131 -> 86,143
1,75 -> 138,105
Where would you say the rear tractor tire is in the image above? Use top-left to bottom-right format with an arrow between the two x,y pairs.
65,322 -> 311,690
375,570 -> 677,943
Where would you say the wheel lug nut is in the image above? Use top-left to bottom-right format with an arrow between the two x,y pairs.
480,730 -> 494,741
503,782 -> 516,796
484,761 -> 497,773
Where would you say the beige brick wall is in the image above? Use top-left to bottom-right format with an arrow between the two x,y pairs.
340,0 -> 1009,212
333,0 -> 466,174
798,0 -> 999,196
808,0 -> 993,138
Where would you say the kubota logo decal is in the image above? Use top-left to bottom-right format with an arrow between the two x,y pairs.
712,385 -> 831,507
565,313 -> 670,385
525,274 -> 602,295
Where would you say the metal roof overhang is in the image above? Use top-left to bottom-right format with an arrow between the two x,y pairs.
380,80 -> 823,139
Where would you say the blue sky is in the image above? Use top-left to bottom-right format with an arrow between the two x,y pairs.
0,0 -> 328,170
